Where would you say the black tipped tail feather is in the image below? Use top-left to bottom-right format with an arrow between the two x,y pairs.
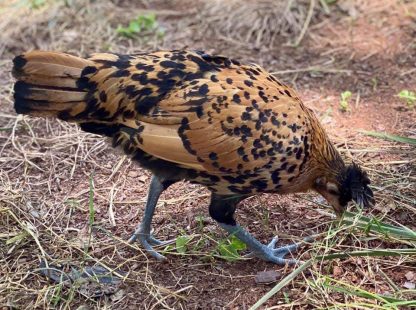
12,51 -> 94,119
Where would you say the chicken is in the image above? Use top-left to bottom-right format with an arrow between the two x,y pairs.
12,50 -> 374,264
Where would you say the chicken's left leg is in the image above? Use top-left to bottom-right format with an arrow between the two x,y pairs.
209,194 -> 308,265
128,175 -> 175,261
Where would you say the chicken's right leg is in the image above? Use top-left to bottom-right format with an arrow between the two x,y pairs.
128,175 -> 175,261
209,193 -> 308,265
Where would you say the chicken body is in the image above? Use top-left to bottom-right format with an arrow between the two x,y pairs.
13,50 -> 373,264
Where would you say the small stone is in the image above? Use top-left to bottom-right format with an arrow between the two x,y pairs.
333,266 -> 343,277
255,270 -> 281,284
138,175 -> 147,183
128,171 -> 139,178
403,281 -> 415,289
405,271 -> 414,281
30,209 -> 40,218
110,289 -> 125,301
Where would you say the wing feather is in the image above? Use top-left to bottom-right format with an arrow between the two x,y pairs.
83,51 -> 309,179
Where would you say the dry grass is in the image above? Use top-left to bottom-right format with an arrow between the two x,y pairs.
1,0 -> 416,309
196,0 -> 324,48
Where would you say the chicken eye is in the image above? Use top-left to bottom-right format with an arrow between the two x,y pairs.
328,189 -> 339,195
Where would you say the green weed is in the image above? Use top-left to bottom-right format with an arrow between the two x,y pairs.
50,282 -> 64,307
17,0 -> 46,9
371,77 -> 378,91
116,13 -> 164,39
216,235 -> 247,262
64,199 -> 80,208
195,215 -> 205,232
88,174 -> 95,228
30,0 -> 45,9
175,234 -> 192,254
339,91 -> 352,112
360,130 -> 416,145
322,0 -> 337,4
319,0 -> 338,14
321,276 -> 416,308
397,90 -> 416,108
6,231 -> 28,245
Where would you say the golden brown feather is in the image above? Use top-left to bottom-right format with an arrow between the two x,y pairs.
12,50 -> 374,263
13,50 -> 374,205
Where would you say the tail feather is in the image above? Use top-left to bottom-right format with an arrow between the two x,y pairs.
15,74 -> 79,89
14,81 -> 86,102
13,51 -> 91,72
14,62 -> 83,78
13,51 -> 94,119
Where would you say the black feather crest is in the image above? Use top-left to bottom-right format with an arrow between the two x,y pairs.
338,163 -> 374,208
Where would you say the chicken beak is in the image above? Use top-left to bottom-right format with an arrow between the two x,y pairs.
316,189 -> 345,218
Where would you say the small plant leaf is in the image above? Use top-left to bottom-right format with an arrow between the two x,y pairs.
397,89 -> 416,107
341,91 -> 352,101
218,243 -> 239,261
229,235 -> 247,251
116,13 -> 162,38
129,21 -> 141,33
217,235 -> 247,261
339,91 -> 352,112
176,235 -> 191,254
6,231 -> 28,245
30,0 -> 46,9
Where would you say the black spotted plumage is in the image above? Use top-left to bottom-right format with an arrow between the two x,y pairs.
12,49 -> 374,264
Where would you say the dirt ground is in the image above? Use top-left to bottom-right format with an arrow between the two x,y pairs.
0,0 -> 415,309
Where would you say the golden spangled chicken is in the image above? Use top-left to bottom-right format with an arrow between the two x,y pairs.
12,50 -> 374,264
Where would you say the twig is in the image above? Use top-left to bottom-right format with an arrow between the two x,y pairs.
294,0 -> 315,46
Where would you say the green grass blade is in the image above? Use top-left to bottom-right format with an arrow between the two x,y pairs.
327,284 -> 401,304
88,174 -> 95,227
316,248 -> 416,260
341,211 -> 416,241
389,300 -> 416,307
323,276 -> 416,307
359,130 -> 416,145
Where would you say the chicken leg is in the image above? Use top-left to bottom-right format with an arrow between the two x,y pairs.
219,223 -> 308,264
128,175 -> 174,261
209,194 -> 308,265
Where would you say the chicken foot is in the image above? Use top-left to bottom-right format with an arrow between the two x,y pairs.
128,175 -> 173,261
219,224 -> 311,265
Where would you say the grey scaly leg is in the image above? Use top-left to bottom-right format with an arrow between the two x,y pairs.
209,193 -> 310,265
219,223 -> 310,265
128,175 -> 174,261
